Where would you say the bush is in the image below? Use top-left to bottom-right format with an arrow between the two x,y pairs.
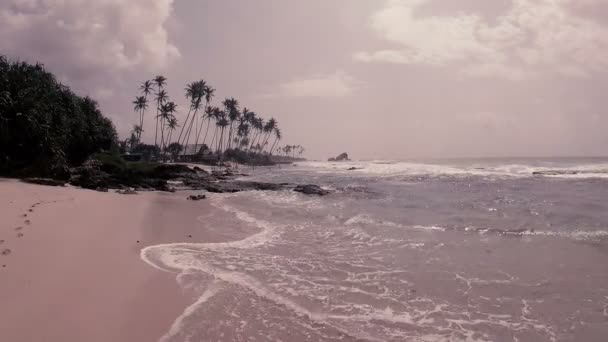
0,56 -> 118,178
224,148 -> 274,166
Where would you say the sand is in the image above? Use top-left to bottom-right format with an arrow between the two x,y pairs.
0,178 -> 204,342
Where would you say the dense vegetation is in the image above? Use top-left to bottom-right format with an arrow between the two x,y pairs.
0,56 -> 118,178
127,76 -> 305,163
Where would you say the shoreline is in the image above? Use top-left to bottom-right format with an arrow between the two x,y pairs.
0,179 -> 201,342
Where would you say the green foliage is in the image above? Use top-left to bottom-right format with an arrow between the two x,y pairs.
224,148 -> 274,166
131,143 -> 160,161
0,56 -> 118,178
166,142 -> 183,160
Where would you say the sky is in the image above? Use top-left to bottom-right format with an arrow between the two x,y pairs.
2,0 -> 608,160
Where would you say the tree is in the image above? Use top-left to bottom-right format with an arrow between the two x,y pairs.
153,75 -> 167,149
222,98 -> 239,150
261,118 -> 277,152
132,96 -> 147,141
0,56 -> 117,178
139,80 -> 153,136
165,116 -> 179,148
269,128 -> 281,155
166,142 -> 183,161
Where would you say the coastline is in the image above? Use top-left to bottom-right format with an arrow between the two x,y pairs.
0,179 -> 197,342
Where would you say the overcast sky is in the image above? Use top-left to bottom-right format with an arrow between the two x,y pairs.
3,0 -> 608,159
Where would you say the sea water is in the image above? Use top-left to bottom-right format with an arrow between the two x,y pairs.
142,158 -> 608,341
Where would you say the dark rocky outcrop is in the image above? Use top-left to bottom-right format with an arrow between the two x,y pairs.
328,153 -> 350,162
188,194 -> 206,201
21,178 -> 66,187
117,189 -> 137,195
65,155 -> 329,196
294,184 -> 330,196
532,170 -> 579,176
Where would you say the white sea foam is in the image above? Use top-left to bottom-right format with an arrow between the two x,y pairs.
299,160 -> 608,179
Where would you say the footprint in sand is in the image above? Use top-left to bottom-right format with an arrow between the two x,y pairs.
2,249 -> 11,256
24,220 -> 31,225
17,233 -> 24,238
28,209 -> 33,212
0,240 -> 4,244
15,227 -> 23,231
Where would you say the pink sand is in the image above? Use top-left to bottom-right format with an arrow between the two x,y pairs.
0,179 -> 199,342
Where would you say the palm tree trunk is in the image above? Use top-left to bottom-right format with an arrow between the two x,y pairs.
270,138 -> 279,155
177,107 -> 193,146
202,117 -> 212,148
193,108 -> 207,152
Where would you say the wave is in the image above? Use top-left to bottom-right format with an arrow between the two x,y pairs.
342,214 -> 608,242
299,160 -> 608,179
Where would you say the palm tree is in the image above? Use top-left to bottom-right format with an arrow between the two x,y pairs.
200,105 -> 215,149
130,124 -> 143,146
209,108 -> 222,153
159,101 -> 177,151
165,116 -> 179,148
139,80 -> 153,136
179,81 -> 205,151
132,96 -> 147,141
195,85 -> 215,150
249,117 -> 264,151
222,98 -> 239,150
269,127 -> 281,155
153,75 -> 167,149
216,115 -> 229,154
261,118 -> 277,153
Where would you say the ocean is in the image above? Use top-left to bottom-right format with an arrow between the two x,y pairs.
142,158 -> 608,341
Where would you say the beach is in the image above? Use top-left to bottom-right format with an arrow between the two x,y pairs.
0,179 -> 195,342
2,158 -> 608,341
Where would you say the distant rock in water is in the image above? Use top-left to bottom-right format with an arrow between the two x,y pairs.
532,170 -> 580,176
328,152 -> 350,162
294,184 -> 330,196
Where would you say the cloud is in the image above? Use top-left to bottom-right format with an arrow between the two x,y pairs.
355,0 -> 608,80
260,71 -> 363,98
0,0 -> 180,88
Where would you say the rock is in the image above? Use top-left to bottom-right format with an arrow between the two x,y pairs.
187,194 -> 206,201
328,153 -> 350,162
117,188 -> 137,195
22,178 -> 66,187
347,167 -> 361,171
153,180 -> 176,192
95,187 -> 109,192
294,184 -> 330,196
533,170 -> 579,176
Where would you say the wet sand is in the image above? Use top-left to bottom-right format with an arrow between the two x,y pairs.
0,179 -> 201,342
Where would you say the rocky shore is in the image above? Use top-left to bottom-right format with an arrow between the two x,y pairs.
23,161 -> 329,196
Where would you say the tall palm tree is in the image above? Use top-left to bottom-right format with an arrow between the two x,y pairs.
209,108 -> 222,153
195,85 -> 215,149
216,115 -> 229,154
249,117 -> 264,151
200,105 -> 215,150
139,80 -> 153,137
153,75 -> 167,149
165,116 -> 179,148
261,118 -> 277,153
130,124 -> 143,147
269,127 -> 281,155
159,101 -> 176,151
132,96 -> 147,141
222,98 -> 239,150
179,80 -> 205,152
